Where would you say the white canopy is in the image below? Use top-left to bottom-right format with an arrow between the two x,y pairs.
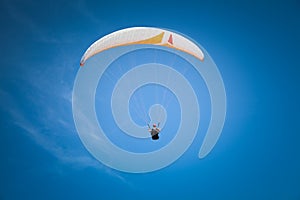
80,27 -> 204,66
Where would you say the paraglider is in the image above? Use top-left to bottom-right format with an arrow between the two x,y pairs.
78,27 -> 207,141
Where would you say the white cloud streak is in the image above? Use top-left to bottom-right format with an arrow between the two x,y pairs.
0,77 -> 130,184
1,0 -> 132,184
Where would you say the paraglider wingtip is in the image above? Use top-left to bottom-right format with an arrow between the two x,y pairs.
80,62 -> 84,67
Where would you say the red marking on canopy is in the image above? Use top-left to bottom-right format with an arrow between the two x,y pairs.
168,34 -> 173,45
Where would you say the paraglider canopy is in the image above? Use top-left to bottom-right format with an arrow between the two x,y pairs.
80,27 -> 204,66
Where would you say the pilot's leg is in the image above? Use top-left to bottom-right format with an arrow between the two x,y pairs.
152,134 -> 159,140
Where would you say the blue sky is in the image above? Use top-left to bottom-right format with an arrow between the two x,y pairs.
0,0 -> 299,199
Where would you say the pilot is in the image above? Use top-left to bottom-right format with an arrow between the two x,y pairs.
148,123 -> 160,140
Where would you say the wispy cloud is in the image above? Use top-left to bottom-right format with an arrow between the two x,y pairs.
0,87 -> 95,167
0,79 -> 129,184
1,0 -> 131,184
72,0 -> 104,26
3,0 -> 38,31
3,0 -> 79,45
